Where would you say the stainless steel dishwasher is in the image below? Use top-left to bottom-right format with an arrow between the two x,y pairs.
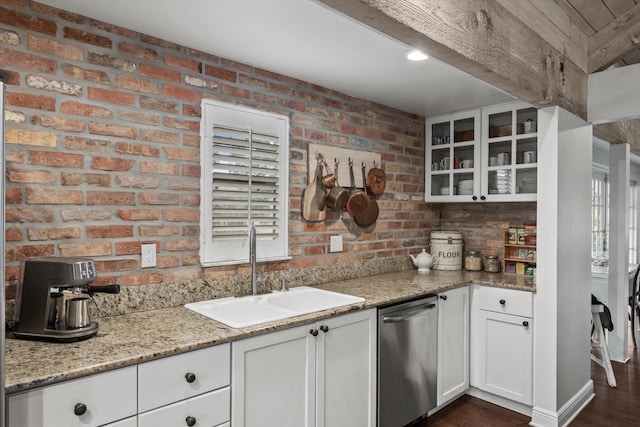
378,295 -> 438,427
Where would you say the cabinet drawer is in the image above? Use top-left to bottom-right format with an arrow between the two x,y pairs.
478,287 -> 533,318
8,365 -> 137,427
138,343 -> 230,412
138,387 -> 230,427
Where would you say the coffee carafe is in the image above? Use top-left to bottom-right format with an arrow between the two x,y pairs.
13,257 -> 120,342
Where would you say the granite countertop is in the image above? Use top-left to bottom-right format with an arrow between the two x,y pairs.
4,270 -> 534,394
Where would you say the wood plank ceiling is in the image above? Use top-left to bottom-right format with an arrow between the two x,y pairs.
555,0 -> 640,70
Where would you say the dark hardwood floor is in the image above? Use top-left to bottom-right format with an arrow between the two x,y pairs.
418,328 -> 639,426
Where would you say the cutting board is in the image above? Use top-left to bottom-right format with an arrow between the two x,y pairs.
302,164 -> 326,221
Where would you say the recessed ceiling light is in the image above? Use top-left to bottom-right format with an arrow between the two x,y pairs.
407,50 -> 428,61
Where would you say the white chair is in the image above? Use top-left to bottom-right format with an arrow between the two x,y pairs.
591,303 -> 617,387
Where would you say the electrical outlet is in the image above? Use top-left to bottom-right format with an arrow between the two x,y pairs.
330,235 -> 343,253
141,243 -> 156,268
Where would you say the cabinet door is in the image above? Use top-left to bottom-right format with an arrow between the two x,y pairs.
477,310 -> 533,404
316,309 -> 376,427
425,110 -> 481,202
481,101 -> 538,202
437,286 -> 469,406
231,323 -> 316,427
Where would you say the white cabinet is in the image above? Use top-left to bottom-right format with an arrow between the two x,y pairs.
316,310 -> 377,427
437,286 -> 469,406
425,110 -> 481,201
481,101 -> 538,201
472,286 -> 533,405
8,344 -> 232,427
231,309 -> 377,427
8,365 -> 137,427
138,343 -> 231,427
426,101 -> 538,202
232,322 -> 315,427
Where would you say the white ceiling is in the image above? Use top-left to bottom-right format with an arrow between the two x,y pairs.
38,0 -> 514,117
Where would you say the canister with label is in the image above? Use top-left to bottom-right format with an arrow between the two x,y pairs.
430,231 -> 463,270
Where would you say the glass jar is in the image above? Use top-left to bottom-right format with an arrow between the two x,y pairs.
465,250 -> 482,271
484,255 -> 501,273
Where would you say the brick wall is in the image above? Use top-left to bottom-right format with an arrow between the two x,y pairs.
1,1 -> 535,299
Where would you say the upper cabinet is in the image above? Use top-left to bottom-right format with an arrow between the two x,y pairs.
425,110 -> 481,201
425,101 -> 538,203
481,102 -> 538,202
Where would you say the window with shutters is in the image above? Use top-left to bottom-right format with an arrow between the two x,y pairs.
200,100 -> 290,266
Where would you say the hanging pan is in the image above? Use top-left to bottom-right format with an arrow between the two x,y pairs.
326,158 -> 349,211
353,163 -> 379,227
346,158 -> 370,216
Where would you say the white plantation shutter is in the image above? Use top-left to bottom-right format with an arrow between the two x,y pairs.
201,101 -> 289,266
211,125 -> 280,239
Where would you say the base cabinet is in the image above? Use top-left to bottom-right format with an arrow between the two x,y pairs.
231,309 -> 377,427
8,344 -> 231,427
437,286 -> 470,406
472,286 -> 533,405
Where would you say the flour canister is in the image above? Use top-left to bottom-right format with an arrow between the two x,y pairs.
430,231 -> 463,270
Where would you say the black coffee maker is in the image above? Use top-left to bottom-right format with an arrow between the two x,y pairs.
13,257 -> 119,342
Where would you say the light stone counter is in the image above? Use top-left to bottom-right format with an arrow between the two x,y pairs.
4,269 -> 534,394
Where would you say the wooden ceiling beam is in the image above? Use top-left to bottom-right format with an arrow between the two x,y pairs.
320,0 -> 588,120
594,119 -> 640,154
589,3 -> 640,72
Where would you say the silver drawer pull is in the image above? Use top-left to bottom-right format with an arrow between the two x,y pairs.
382,303 -> 436,323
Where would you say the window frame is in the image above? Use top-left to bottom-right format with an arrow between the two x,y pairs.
200,100 -> 290,266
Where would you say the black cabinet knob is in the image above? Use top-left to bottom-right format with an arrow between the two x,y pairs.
320,325 -> 329,333
439,295 -> 447,300
523,321 -> 529,327
74,403 -> 87,416
186,416 -> 197,426
499,299 -> 506,305
472,196 -> 478,201
310,329 -> 319,336
480,195 -> 486,201
185,372 -> 196,383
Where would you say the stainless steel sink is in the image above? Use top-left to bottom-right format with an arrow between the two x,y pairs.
185,286 -> 365,328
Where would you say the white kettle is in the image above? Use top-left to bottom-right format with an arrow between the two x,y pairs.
409,249 -> 437,272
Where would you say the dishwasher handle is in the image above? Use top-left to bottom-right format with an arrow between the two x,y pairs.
382,303 -> 436,323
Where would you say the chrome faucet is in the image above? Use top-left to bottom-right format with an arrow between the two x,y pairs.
249,225 -> 264,295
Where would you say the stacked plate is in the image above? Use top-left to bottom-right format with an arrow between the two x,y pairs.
489,170 -> 511,194
518,178 -> 536,194
457,180 -> 474,195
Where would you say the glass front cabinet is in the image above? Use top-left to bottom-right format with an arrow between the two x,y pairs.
425,110 -> 481,201
425,101 -> 538,202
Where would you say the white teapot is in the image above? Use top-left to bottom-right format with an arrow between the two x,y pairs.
409,249 -> 437,272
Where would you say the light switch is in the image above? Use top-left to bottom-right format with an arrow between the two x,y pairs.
330,235 -> 343,253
